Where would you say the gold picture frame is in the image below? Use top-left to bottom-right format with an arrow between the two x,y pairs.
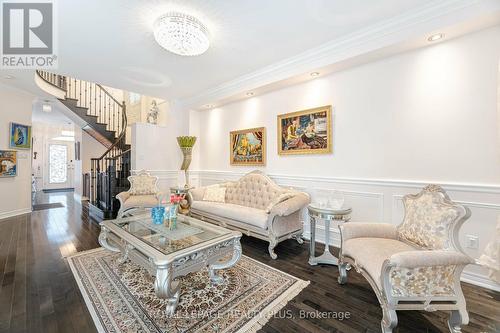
230,127 -> 266,166
277,105 -> 332,155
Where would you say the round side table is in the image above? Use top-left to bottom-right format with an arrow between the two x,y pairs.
308,205 -> 352,266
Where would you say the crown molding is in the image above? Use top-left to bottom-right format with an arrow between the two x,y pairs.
179,0 -> 500,110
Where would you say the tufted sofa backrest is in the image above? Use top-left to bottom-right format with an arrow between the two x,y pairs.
224,172 -> 289,210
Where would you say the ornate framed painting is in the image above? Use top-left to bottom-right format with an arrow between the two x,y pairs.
277,105 -> 332,155
0,150 -> 17,177
230,127 -> 266,166
9,122 -> 32,149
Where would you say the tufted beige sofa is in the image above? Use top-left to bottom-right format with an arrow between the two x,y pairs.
188,171 -> 310,259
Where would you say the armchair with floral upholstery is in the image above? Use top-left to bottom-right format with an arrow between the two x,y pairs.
338,185 -> 474,333
116,170 -> 162,217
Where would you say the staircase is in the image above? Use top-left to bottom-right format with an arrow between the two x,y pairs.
36,70 -> 131,220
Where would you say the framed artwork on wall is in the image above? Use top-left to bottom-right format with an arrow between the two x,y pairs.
9,122 -> 32,149
0,150 -> 17,177
230,127 -> 266,166
277,105 -> 332,155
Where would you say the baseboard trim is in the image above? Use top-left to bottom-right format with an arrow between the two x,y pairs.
0,208 -> 32,220
461,271 -> 500,292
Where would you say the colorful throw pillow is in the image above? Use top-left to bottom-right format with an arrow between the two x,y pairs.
203,185 -> 226,203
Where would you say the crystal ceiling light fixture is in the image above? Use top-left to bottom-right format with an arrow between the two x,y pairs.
153,12 -> 210,56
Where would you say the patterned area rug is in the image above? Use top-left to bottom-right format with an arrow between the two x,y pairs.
68,248 -> 309,333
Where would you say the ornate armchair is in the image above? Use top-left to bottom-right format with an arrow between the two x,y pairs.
338,185 -> 474,333
116,170 -> 162,217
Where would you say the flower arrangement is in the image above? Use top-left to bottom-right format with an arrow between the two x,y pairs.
170,194 -> 183,204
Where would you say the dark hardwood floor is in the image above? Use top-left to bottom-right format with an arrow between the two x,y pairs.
0,192 -> 498,333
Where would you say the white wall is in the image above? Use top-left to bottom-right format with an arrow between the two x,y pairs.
186,26 -> 500,290
194,26 -> 500,184
131,101 -> 190,192
0,84 -> 34,219
81,130 -> 107,174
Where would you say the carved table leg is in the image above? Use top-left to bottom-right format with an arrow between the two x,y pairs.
154,264 -> 180,316
308,216 -> 316,265
117,244 -> 132,265
209,239 -> 242,284
98,226 -> 120,252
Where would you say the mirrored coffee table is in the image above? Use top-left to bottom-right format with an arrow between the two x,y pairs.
98,210 -> 242,315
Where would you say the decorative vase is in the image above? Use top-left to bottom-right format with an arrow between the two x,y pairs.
169,204 -> 178,230
180,147 -> 193,187
177,136 -> 197,188
151,206 -> 165,225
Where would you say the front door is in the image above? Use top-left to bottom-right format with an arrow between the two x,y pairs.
44,142 -> 74,190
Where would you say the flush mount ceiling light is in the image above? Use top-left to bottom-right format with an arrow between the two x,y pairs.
153,12 -> 210,56
428,33 -> 444,42
205,104 -> 214,108
310,72 -> 320,77
3,75 -> 14,79
61,130 -> 75,137
246,92 -> 254,96
42,104 -> 52,112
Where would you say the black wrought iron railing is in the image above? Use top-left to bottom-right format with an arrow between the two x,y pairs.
36,70 -> 130,217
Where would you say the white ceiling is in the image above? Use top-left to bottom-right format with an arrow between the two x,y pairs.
54,0 -> 438,100
1,0 -> 500,110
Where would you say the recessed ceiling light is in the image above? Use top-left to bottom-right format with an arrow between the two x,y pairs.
61,130 -> 75,137
310,72 -> 320,77
246,92 -> 254,96
205,104 -> 214,108
153,12 -> 210,56
42,104 -> 52,112
428,33 -> 444,42
3,75 -> 14,79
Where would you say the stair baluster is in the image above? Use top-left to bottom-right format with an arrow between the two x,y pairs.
36,70 -> 130,219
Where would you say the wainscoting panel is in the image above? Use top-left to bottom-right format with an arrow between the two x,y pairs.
134,169 -> 500,291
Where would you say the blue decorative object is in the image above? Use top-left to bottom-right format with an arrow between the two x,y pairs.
151,206 -> 165,225
169,204 -> 178,230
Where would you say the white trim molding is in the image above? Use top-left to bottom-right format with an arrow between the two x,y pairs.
0,208 -> 32,220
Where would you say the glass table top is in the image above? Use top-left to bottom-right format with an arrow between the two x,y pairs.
109,211 -> 231,255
